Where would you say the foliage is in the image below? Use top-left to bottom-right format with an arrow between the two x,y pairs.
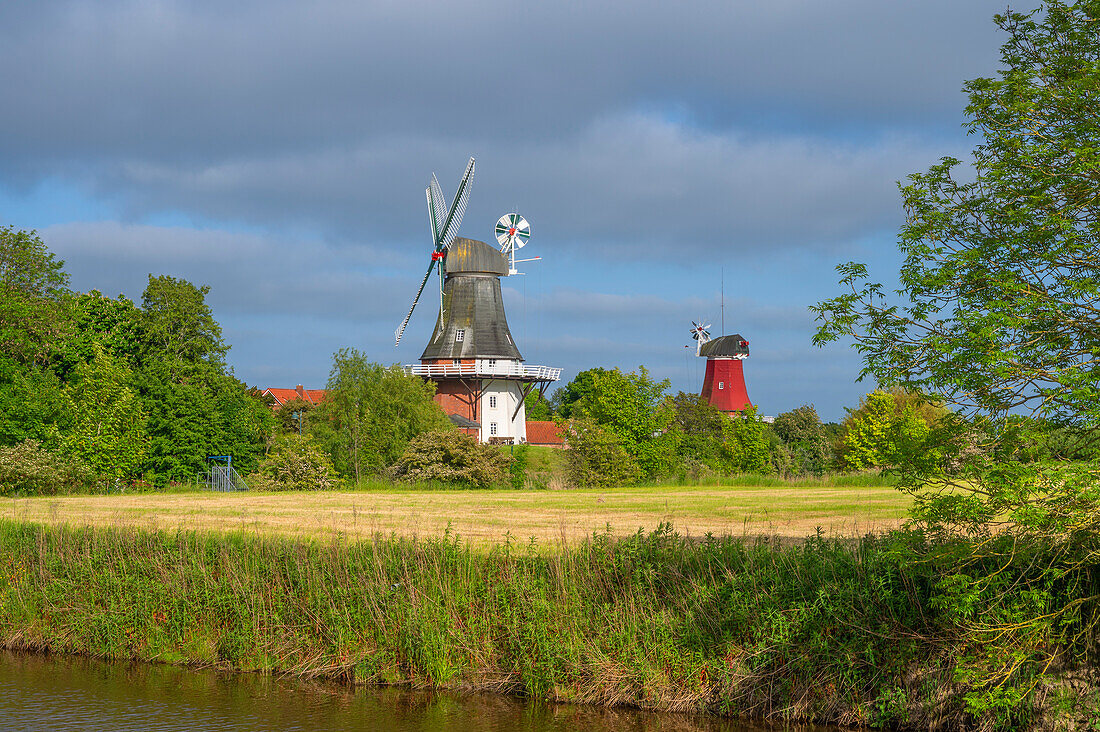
549,368 -> 607,419
572,366 -> 678,478
524,389 -> 552,420
311,349 -> 451,481
138,275 -> 228,367
0,440 -> 94,496
61,344 -> 148,483
772,404 -> 831,475
838,390 -> 940,471
509,443 -> 530,489
0,226 -> 73,368
561,418 -> 642,489
812,3 -> 1100,722
670,391 -> 728,471
274,397 -> 314,435
0,358 -> 68,448
251,434 -> 338,491
721,406 -> 772,474
390,430 -> 507,488
10,520 -> 1099,727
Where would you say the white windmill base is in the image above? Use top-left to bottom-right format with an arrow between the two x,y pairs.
405,359 -> 561,444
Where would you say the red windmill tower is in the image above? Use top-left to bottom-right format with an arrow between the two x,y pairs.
690,321 -> 752,412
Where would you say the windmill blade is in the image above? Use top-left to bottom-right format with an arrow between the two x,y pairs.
437,157 -> 475,250
427,174 -> 447,248
394,258 -> 439,345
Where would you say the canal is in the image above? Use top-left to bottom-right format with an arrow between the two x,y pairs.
0,650 -> 783,731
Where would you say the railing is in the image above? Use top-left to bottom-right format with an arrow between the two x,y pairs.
404,363 -> 562,381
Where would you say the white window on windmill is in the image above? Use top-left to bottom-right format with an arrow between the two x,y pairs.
490,422 -> 498,436
488,359 -> 496,368
489,395 -> 497,409
719,382 -> 725,390
452,359 -> 461,366
455,329 -> 465,343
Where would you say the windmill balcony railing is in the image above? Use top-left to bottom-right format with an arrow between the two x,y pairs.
404,363 -> 562,382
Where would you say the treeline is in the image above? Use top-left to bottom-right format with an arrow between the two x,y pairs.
529,367 -> 1100,489
1,227 -> 273,491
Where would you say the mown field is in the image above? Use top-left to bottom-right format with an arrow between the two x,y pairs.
4,483 -> 908,545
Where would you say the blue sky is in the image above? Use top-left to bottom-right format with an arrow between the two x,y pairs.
0,0 -> 1011,421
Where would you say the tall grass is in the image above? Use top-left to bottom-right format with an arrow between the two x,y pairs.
0,520 -> 1092,728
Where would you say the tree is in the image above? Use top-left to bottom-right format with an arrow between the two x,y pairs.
0,226 -> 73,367
838,390 -> 937,471
139,275 -> 228,367
813,4 -> 1100,719
572,366 -> 679,478
61,344 -> 148,483
720,406 -> 771,474
311,349 -> 451,482
772,404 -> 830,475
671,391 -> 728,471
524,389 -> 552,420
561,418 -> 642,489
550,368 -> 607,418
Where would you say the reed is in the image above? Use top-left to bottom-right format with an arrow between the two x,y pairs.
0,520 -> 1093,728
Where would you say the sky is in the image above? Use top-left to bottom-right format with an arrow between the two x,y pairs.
0,0 -> 1012,421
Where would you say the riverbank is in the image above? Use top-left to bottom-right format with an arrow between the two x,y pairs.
1,520 -> 1095,729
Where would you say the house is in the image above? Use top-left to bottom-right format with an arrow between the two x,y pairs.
525,420 -> 565,447
262,385 -> 327,409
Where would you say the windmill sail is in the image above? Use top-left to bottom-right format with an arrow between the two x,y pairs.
394,157 -> 476,346
394,258 -> 439,345
437,157 -> 474,249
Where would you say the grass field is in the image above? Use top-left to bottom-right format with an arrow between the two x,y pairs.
4,483 -> 909,545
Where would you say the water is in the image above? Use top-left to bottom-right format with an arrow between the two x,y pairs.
0,651 -> 775,732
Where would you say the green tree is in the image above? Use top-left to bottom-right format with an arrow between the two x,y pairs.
573,366 -> 678,478
311,349 -> 451,482
561,418 -> 642,489
524,389 -> 552,420
670,391 -> 727,471
721,406 -> 771,474
139,275 -> 228,367
0,226 -> 72,368
813,3 -> 1100,720
549,368 -> 607,418
839,390 -> 937,471
61,344 -> 148,483
772,404 -> 830,475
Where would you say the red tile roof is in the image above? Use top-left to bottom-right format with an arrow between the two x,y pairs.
525,421 -> 564,446
263,385 -> 328,408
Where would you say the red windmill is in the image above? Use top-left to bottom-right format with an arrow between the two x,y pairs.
691,321 -> 752,412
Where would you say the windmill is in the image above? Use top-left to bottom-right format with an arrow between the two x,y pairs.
393,157 -> 475,346
398,161 -> 561,444
691,320 -> 752,413
494,213 -> 539,275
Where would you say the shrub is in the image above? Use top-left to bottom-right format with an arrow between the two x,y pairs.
562,419 -> 641,489
509,443 -> 529,489
250,434 -> 338,491
0,440 -> 95,496
390,430 -> 507,488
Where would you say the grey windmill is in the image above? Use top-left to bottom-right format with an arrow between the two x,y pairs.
398,159 -> 561,444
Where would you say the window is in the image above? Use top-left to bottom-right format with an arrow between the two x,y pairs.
452,359 -> 461,366
489,395 -> 497,409
718,382 -> 724,390
488,359 -> 496,368
455,329 -> 465,342
490,422 -> 498,436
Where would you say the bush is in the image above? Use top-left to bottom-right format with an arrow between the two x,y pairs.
0,440 -> 95,496
390,430 -> 507,488
509,443 -> 529,489
249,434 -> 338,491
562,419 -> 641,489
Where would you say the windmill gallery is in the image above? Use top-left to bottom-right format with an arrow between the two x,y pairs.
387,157 -> 752,443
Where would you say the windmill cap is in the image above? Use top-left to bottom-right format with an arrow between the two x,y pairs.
699,334 -> 750,358
445,238 -> 508,276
